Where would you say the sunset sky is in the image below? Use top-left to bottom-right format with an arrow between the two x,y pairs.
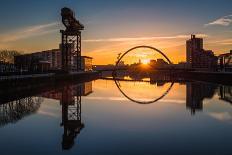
0,0 -> 231,64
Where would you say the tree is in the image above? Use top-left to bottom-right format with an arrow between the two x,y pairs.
0,50 -> 22,64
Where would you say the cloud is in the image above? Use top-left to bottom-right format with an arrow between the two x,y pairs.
0,22 -> 60,43
210,39 -> 232,45
208,112 -> 232,121
218,39 -> 232,45
37,110 -> 59,118
205,14 -> 232,27
83,34 -> 208,43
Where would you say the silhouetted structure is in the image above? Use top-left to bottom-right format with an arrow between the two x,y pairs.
218,50 -> 232,72
14,49 -> 61,72
186,82 -> 217,115
186,35 -> 217,69
60,85 -> 84,150
81,56 -> 93,71
219,85 -> 232,104
14,49 -> 92,72
149,58 -> 169,68
40,82 -> 92,150
60,7 -> 84,73
0,61 -> 16,73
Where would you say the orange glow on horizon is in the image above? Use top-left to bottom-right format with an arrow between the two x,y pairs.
141,59 -> 150,65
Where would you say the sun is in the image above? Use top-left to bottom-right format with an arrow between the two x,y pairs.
141,59 -> 150,65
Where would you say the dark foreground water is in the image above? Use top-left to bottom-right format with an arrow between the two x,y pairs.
0,79 -> 231,155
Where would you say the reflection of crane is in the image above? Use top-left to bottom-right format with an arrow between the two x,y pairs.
61,85 -> 84,150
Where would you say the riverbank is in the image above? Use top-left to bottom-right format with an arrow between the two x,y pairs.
0,71 -> 99,104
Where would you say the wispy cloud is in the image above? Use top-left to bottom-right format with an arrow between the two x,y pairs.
37,109 -> 59,118
210,39 -> 232,45
83,34 -> 208,43
205,14 -> 232,27
208,112 -> 232,121
0,22 -> 60,43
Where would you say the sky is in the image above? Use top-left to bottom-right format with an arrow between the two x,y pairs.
0,0 -> 231,64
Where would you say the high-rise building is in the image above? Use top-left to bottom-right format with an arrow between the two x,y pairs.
186,35 -> 203,65
186,35 -> 217,69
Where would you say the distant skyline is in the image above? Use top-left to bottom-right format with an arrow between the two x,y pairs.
0,0 -> 231,64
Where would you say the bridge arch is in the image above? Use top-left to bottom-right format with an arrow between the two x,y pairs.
113,45 -> 174,104
115,45 -> 172,67
114,79 -> 174,104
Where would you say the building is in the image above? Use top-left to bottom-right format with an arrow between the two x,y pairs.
186,35 -> 217,69
186,35 -> 203,65
149,59 -> 168,68
81,56 -> 93,71
14,49 -> 92,72
0,61 -> 16,73
14,49 -> 61,72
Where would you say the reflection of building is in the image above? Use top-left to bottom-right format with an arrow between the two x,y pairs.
219,86 -> 232,104
80,81 -> 93,96
186,35 -> 217,69
41,82 -> 93,100
186,82 -> 217,115
14,48 -> 92,72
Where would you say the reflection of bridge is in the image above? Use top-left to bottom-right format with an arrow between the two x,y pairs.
101,77 -> 188,83
102,73 -> 232,113
110,71 -> 175,104
115,80 -> 174,104
101,77 -> 150,83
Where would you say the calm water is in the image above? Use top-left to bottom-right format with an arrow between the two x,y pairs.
0,78 -> 231,155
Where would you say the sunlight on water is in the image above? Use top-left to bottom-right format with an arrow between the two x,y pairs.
0,79 -> 231,155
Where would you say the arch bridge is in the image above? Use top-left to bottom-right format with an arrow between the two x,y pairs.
115,45 -> 172,70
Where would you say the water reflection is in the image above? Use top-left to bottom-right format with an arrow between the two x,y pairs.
110,71 -> 232,116
0,74 -> 231,154
186,82 -> 218,115
219,85 -> 232,104
0,97 -> 42,127
41,82 -> 92,150
114,79 -> 174,104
